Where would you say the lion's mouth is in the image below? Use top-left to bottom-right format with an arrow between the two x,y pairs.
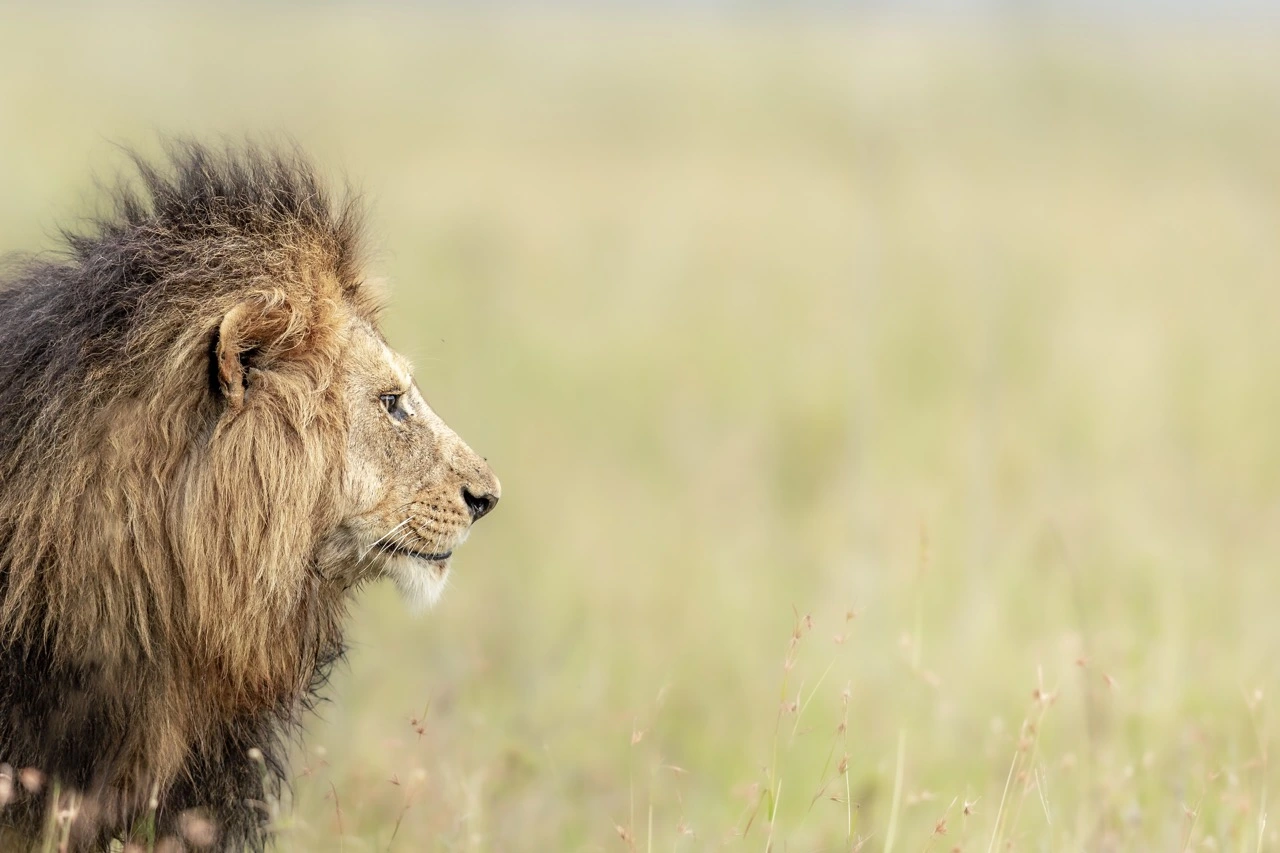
377,542 -> 453,564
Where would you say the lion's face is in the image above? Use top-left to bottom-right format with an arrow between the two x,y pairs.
327,318 -> 500,608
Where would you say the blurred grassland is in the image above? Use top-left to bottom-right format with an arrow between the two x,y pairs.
3,5 -> 1280,850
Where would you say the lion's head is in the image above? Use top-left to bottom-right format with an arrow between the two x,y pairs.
206,294 -> 500,617
1,141 -> 500,722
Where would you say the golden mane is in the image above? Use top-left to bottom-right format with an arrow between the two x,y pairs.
0,142 -> 380,849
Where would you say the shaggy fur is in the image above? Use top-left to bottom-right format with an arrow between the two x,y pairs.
0,143 -> 471,850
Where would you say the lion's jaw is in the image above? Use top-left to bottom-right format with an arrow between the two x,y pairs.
383,549 -> 453,610
331,319 -> 500,610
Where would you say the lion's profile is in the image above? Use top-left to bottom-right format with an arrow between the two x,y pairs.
0,143 -> 500,850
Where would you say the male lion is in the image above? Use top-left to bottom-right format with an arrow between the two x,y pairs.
0,143 -> 500,850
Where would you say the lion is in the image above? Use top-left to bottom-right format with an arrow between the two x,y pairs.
0,142 -> 500,851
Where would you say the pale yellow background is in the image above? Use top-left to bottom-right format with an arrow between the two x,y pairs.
2,5 -> 1279,850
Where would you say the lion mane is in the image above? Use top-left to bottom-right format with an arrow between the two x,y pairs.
0,143 -> 381,849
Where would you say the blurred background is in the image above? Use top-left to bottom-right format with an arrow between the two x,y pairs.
3,2 -> 1279,849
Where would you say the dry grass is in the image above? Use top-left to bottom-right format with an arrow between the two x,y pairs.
3,5 -> 1280,850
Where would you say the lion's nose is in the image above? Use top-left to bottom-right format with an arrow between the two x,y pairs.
462,486 -> 499,522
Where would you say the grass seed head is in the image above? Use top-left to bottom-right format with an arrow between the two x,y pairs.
18,768 -> 43,794
181,811 -> 218,848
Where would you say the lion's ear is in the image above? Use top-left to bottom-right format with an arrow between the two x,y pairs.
212,298 -> 297,410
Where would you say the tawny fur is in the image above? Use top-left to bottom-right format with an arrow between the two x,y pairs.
0,143 -> 499,850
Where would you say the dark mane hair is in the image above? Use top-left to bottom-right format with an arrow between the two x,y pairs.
0,142 -> 375,851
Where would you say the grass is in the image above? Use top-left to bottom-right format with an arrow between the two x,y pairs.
3,5 -> 1280,850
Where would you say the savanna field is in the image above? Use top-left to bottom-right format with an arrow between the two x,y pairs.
2,6 -> 1280,850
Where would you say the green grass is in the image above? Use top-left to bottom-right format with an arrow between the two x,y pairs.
3,7 -> 1280,850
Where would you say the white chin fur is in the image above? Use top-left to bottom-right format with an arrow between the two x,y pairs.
386,555 -> 449,611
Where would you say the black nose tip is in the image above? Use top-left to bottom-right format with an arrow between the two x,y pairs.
462,487 -> 498,522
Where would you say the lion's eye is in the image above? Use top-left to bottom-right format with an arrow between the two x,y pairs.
379,393 -> 401,415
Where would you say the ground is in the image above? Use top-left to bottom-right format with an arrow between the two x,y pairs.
2,8 -> 1279,850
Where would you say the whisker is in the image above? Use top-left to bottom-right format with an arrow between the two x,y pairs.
354,518 -> 413,574
356,522 -> 403,565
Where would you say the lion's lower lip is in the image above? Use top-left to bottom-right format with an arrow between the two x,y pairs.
378,543 -> 453,563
